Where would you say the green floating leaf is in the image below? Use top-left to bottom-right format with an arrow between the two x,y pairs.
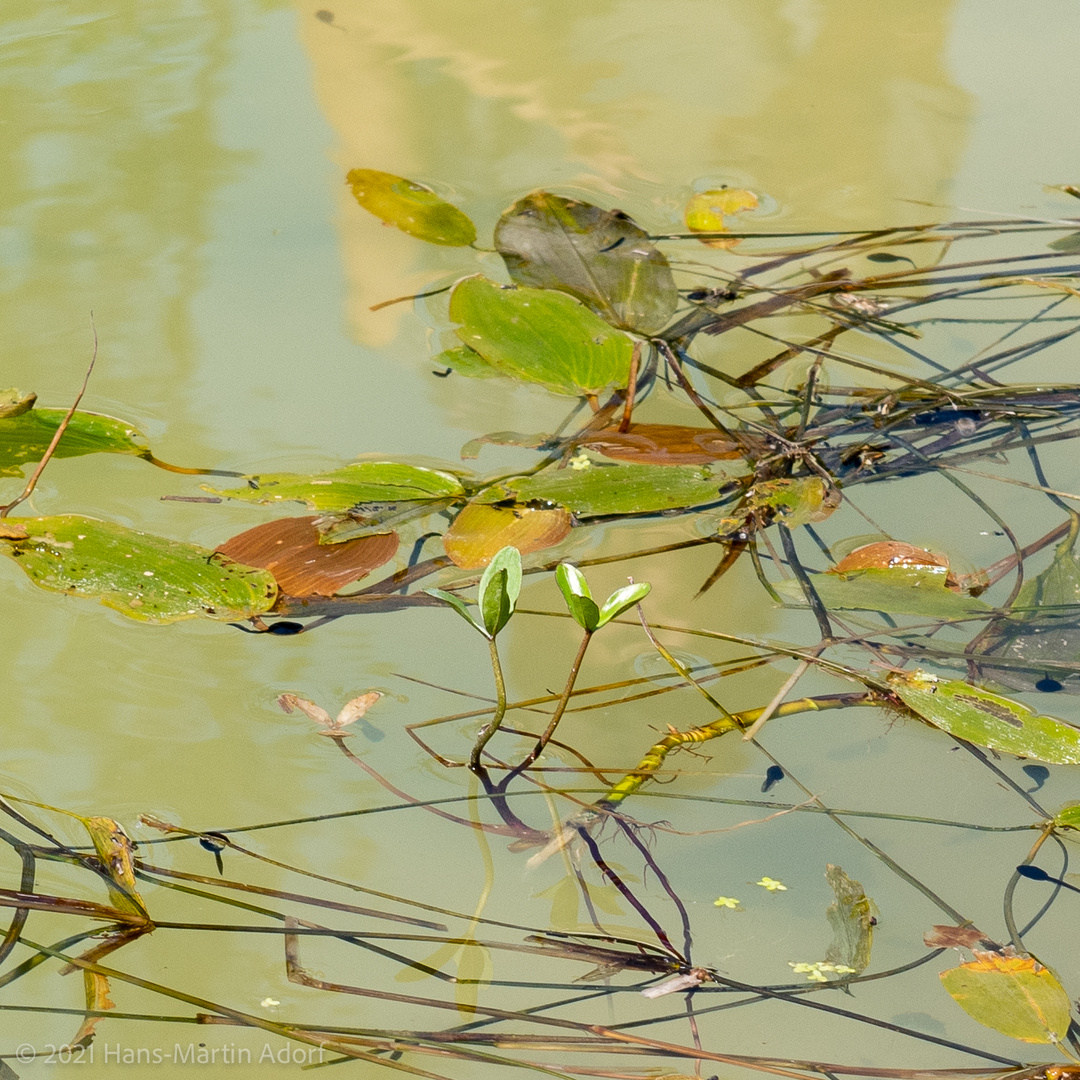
345,168 -> 476,246
450,275 -> 634,396
940,951 -> 1072,1044
776,566 -> 991,619
495,192 -> 678,334
888,670 -> 1080,765
204,462 -> 466,513
0,515 -> 277,623
0,406 -> 151,477
1047,231 -> 1080,253
746,477 -> 841,528
1052,803 -> 1080,830
0,389 -> 36,419
434,345 -> 504,380
824,865 -> 877,976
478,545 -> 522,638
556,562 -> 600,632
315,500 -> 452,544
481,462 -> 726,517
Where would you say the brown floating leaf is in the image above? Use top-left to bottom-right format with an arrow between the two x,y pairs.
833,540 -> 950,574
278,691 -> 382,736
925,925 -> 1003,952
215,516 -> 398,596
443,502 -> 572,569
581,424 -> 748,465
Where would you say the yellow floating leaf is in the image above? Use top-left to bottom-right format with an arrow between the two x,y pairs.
685,188 -> 759,248
443,502 -> 572,569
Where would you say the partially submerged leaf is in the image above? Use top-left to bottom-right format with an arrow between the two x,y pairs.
215,516 -> 398,596
824,865 -> 877,976
494,191 -> 678,333
888,670 -> 1080,765
279,692 -> 382,736
0,516 -> 278,623
434,344 -> 504,379
450,275 -> 634,396
581,424 -> 748,465
204,461 -> 465,512
316,500 -> 451,544
68,971 -> 116,1048
832,541 -> 951,575
1052,803 -> 1080,830
685,188 -> 759,248
443,502 -> 571,569
777,566 -> 991,619
82,816 -> 148,920
0,389 -> 36,418
924,925 -> 1002,952
480,462 -> 727,517
746,478 -> 841,528
345,168 -> 476,246
0,405 -> 151,477
940,950 -> 1072,1044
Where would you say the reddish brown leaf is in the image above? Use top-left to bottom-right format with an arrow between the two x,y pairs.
832,541 -> 949,575
924,924 -> 1002,952
216,516 -> 398,596
581,423 -> 748,465
443,502 -> 572,569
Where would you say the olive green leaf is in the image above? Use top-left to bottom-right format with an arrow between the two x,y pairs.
346,168 -> 476,246
204,462 -> 466,513
494,192 -> 678,334
824,865 -> 877,976
887,671 -> 1080,765
479,462 -> 726,517
940,951 -> 1072,1044
0,515 -> 277,623
450,275 -> 634,396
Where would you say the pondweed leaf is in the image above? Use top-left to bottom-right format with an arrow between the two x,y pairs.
204,461 -> 466,513
940,950 -> 1072,1044
479,462 -> 726,517
777,566 -> 991,619
0,404 -> 151,477
345,168 -> 476,246
887,670 -> 1080,765
556,562 -> 600,631
684,187 -> 759,248
580,423 -> 749,465
478,544 -> 522,637
746,477 -> 841,528
0,515 -> 277,623
443,502 -> 571,569
597,581 -> 651,627
824,865 -> 877,976
215,516 -> 399,596
450,275 -> 634,396
494,191 -> 678,334
832,540 -> 953,576
433,345 -> 504,380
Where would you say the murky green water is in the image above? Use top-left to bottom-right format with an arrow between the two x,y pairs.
3,1 -> 1080,1076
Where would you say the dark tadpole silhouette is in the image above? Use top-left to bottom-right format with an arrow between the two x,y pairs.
761,765 -> 785,793
1021,764 -> 1050,792
1016,864 -> 1080,896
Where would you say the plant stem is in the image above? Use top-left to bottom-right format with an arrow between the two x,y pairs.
518,630 -> 593,772
469,636 -> 508,773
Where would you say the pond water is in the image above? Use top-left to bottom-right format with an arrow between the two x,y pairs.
3,1 -> 1080,1076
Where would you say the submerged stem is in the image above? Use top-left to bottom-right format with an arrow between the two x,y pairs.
469,637 -> 508,773
519,631 -> 593,771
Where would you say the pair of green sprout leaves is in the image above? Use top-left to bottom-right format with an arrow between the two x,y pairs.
426,545 -> 650,639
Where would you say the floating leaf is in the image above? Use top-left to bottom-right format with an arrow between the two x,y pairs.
443,502 -> 571,570
434,345 -> 503,379
279,692 -> 382,736
824,865 -> 877,976
1048,231 -> 1080,253
940,950 -> 1072,1044
0,405 -> 151,477
450,275 -> 634,396
581,424 -> 749,465
345,168 -> 476,246
777,567 -> 991,619
82,816 -> 148,920
887,670 -> 1080,765
924,925 -> 1002,952
0,515 -> 277,623
747,478 -> 841,528
1052,803 -> 1080,830
494,191 -> 678,334
685,188 -> 759,248
460,431 -> 552,460
204,461 -> 466,512
316,500 -> 452,544
68,970 -> 116,1048
0,389 -> 36,418
833,541 -> 951,575
480,462 -> 726,517
215,516 -> 398,596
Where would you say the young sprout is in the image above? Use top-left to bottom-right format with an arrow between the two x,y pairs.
426,546 -> 523,771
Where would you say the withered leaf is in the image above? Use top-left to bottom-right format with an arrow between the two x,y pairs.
443,502 -> 572,569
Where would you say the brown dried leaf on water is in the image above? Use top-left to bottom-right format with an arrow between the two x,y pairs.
581,423 -> 749,465
925,925 -> 1003,952
215,515 -> 398,596
66,971 -> 115,1048
82,817 -> 147,921
833,540 -> 950,574
443,501 -> 572,569
278,692 -> 381,736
